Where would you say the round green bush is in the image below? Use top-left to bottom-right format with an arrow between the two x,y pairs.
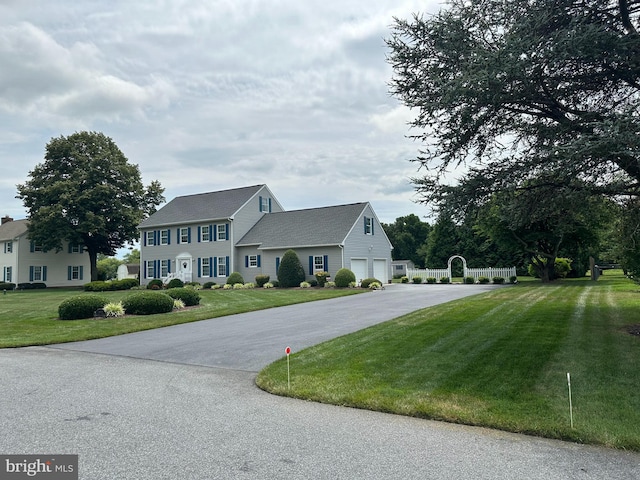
493,276 -> 505,284
478,276 -> 490,284
203,281 -> 217,289
464,276 -> 475,284
166,278 -> 184,289
122,291 -> 174,315
412,276 -> 423,284
166,287 -> 201,306
440,277 -> 450,284
334,268 -> 356,288
58,295 -> 107,320
146,279 -> 163,290
400,276 -> 409,284
360,278 -> 381,289
255,274 -> 270,287
426,277 -> 437,284
226,272 -> 245,285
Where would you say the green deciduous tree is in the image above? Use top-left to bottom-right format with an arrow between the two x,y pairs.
387,0 -> 640,203
97,255 -> 122,281
17,132 -> 164,281
381,214 -> 431,267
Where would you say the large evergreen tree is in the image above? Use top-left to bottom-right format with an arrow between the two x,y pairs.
387,0 -> 640,203
17,132 -> 164,281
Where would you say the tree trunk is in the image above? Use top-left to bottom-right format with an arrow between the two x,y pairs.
87,248 -> 99,282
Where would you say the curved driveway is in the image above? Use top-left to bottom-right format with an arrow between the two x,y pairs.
1,284 -> 639,479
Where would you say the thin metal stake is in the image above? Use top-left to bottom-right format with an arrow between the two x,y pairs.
567,372 -> 574,429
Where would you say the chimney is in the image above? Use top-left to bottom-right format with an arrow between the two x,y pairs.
1,216 -> 13,225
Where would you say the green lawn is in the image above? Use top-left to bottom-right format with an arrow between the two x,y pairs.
0,287 -> 364,347
257,272 -> 640,450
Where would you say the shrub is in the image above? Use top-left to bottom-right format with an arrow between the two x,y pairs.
412,276 -> 423,284
222,284 -> 232,290
308,279 -> 318,287
270,280 -> 280,288
400,276 -> 409,284
186,282 -> 201,288
426,277 -> 437,284
58,295 -> 107,320
244,282 -> 256,289
324,281 -> 336,288
314,271 -> 329,287
84,281 -> 111,292
233,283 -> 245,289
263,282 -> 274,289
117,278 -> 139,290
166,287 -> 201,306
0,282 -> 16,291
212,284 -> 222,289
369,281 -> 383,290
278,249 -> 306,287
478,276 -> 490,284
226,272 -> 244,285
493,276 -> 505,284
147,279 -> 163,290
300,281 -> 311,288
349,281 -> 358,288
509,275 -> 518,284
166,278 -> 184,289
464,276 -> 475,284
122,291 -> 174,315
527,257 -> 573,279
103,302 -> 125,317
360,278 -> 381,289
334,268 -> 356,288
203,281 -> 217,289
18,282 -> 46,289
440,276 -> 450,284
255,274 -> 270,287
173,299 -> 185,310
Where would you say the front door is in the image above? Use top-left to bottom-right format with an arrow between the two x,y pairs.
176,253 -> 193,283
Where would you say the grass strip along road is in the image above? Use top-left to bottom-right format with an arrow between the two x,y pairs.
257,272 -> 640,451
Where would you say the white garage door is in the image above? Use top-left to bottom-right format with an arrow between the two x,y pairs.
373,259 -> 388,284
350,259 -> 367,284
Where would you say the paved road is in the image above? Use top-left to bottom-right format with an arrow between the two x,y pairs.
1,284 -> 639,479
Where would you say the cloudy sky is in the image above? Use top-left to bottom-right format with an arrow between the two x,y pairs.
1,0 -> 441,230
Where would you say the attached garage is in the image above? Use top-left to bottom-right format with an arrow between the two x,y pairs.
350,258 -> 367,284
373,259 -> 388,284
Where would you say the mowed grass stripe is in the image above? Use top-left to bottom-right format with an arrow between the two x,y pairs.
257,275 -> 640,449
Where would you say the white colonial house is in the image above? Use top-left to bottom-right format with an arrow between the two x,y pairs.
0,216 -> 91,288
138,185 -> 393,285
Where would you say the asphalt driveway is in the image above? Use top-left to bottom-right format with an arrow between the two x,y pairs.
2,284 -> 639,479
50,283 -> 499,371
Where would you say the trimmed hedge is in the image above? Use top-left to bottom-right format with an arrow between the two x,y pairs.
146,279 -> 163,290
226,272 -> 245,285
255,274 -> 270,288
166,287 -> 201,306
18,282 -> 47,289
0,282 -> 16,291
166,278 -> 184,289
84,278 -> 139,292
58,295 -> 107,320
122,291 -> 174,315
360,278 -> 381,289
334,268 -> 356,288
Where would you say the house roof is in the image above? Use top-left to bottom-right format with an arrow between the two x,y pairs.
139,184 -> 267,228
236,203 -> 369,249
0,219 -> 28,241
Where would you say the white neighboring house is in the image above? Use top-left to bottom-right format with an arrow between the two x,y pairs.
0,216 -> 91,288
138,184 -> 394,285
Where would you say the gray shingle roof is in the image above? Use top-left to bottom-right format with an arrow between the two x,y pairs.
139,185 -> 265,228
236,203 -> 368,249
0,219 -> 28,241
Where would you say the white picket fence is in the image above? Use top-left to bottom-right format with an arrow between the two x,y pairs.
407,266 -> 516,283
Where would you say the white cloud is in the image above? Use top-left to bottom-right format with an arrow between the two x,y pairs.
0,0 -> 440,225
